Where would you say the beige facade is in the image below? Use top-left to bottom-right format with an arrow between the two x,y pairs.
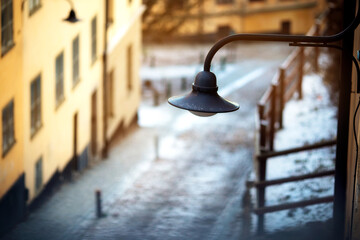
0,0 -> 143,231
21,0 -> 106,202
0,0 -> 24,199
106,0 -> 144,140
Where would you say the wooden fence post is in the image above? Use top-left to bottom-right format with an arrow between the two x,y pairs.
258,104 -> 266,150
314,22 -> 320,72
298,47 -> 304,99
269,84 -> 277,151
257,155 -> 267,233
257,103 -> 267,233
279,68 -> 285,129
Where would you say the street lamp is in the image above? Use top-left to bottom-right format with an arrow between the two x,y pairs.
168,1 -> 360,239
168,5 -> 360,116
63,9 -> 80,23
63,0 -> 80,23
168,71 -> 239,116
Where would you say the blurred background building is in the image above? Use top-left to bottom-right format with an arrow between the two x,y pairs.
143,0 -> 327,42
0,0 -> 144,234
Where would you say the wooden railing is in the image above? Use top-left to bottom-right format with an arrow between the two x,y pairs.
256,12 -> 326,152
252,9 -> 334,233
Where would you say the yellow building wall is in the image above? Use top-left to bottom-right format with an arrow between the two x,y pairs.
106,0 -> 144,139
243,8 -> 316,34
22,0 -> 104,201
0,0 -> 24,198
165,0 -> 325,37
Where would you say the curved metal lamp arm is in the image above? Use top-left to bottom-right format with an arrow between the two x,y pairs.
290,43 -> 360,93
203,0 -> 360,72
65,0 -> 75,9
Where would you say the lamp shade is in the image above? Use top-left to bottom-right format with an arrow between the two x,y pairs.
64,9 -> 80,23
168,71 -> 239,116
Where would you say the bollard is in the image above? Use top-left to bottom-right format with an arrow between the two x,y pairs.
220,56 -> 226,71
166,81 -> 172,99
155,135 -> 159,160
153,90 -> 159,106
150,56 -> 155,67
181,77 -> 187,91
199,52 -> 204,64
95,189 -> 102,218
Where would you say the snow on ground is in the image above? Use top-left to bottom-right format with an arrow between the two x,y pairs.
260,73 -> 337,233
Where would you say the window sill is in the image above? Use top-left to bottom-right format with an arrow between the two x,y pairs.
29,4 -> 42,17
91,56 -> 98,67
106,19 -> 113,29
55,96 -> 65,111
72,78 -> 81,90
1,42 -> 15,57
216,0 -> 234,4
2,139 -> 16,158
30,124 -> 43,140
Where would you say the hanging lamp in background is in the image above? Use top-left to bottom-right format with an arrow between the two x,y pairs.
63,9 -> 80,23
63,0 -> 80,23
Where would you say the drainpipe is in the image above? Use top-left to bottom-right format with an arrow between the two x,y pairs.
334,1 -> 355,239
102,0 -> 109,158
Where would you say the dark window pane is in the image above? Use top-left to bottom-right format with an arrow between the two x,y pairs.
30,75 -> 41,136
35,157 -> 43,193
2,99 -> 15,155
72,36 -> 80,84
1,0 -> 13,54
127,45 -> 132,91
91,16 -> 97,62
55,51 -> 64,104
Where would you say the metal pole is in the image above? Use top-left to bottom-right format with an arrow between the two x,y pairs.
155,135 -> 159,160
95,189 -> 102,218
181,77 -> 187,91
334,1 -> 355,239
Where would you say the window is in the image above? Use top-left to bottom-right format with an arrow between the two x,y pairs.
1,0 -> 14,55
91,16 -> 97,63
2,100 -> 15,156
35,157 -> 43,193
29,0 -> 41,15
106,70 -> 114,117
127,45 -> 132,91
72,35 -> 80,85
216,0 -> 233,4
30,75 -> 41,137
107,0 -> 114,25
55,51 -> 64,106
168,0 -> 186,9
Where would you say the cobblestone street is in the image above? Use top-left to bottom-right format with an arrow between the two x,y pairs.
2,43 -> 298,240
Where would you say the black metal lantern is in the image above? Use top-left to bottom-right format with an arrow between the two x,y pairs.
64,9 -> 80,23
168,71 -> 239,117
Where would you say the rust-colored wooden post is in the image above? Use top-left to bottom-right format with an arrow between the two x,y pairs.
260,121 -> 267,151
257,103 -> 267,233
258,104 -> 267,150
269,84 -> 277,151
314,22 -> 320,72
298,47 -> 304,99
257,154 -> 267,233
279,68 -> 285,129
